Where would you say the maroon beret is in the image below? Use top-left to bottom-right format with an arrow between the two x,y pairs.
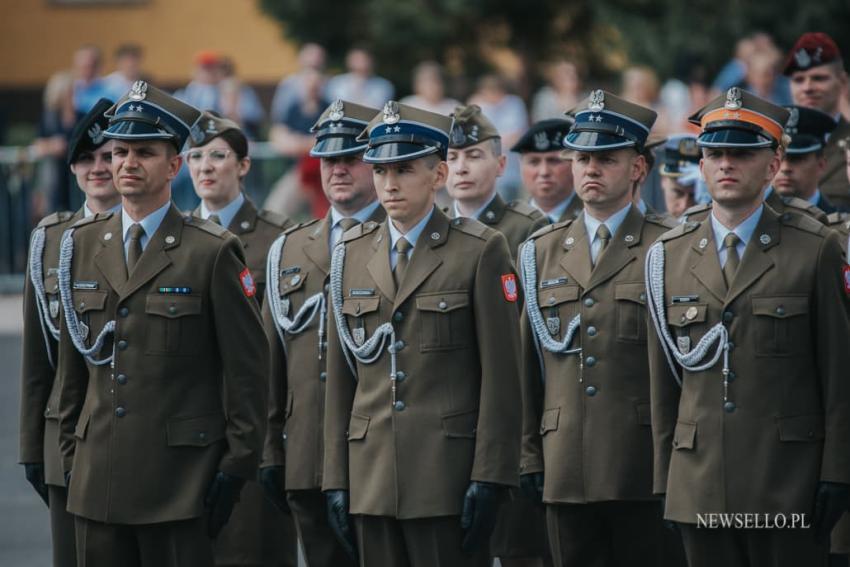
783,32 -> 842,75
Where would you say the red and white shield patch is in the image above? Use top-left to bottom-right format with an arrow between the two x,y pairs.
240,267 -> 256,297
501,274 -> 518,302
843,265 -> 850,296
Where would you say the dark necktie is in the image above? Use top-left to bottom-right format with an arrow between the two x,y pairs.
593,224 -> 611,267
127,223 -> 145,275
722,233 -> 741,287
394,238 -> 412,287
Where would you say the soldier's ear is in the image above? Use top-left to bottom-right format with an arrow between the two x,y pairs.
433,160 -> 449,189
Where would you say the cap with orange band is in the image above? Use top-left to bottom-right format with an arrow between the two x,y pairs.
688,87 -> 790,149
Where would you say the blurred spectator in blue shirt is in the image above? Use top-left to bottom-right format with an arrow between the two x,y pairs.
72,45 -> 111,118
271,43 -> 327,125
326,48 -> 394,109
174,50 -> 224,114
103,44 -> 145,101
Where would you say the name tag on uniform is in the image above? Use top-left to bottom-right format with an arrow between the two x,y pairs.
280,266 -> 300,276
73,280 -> 99,290
349,288 -> 376,297
158,287 -> 192,294
672,295 -> 699,303
541,277 -> 568,289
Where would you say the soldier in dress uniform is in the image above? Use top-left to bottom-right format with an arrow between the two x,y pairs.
445,105 -> 549,566
446,104 -> 548,262
20,98 -> 120,567
56,82 -> 268,567
659,135 -> 701,220
513,120 -> 583,224
784,32 -> 850,211
260,99 -> 382,567
322,101 -> 522,567
773,105 -> 839,214
645,87 -> 850,567
186,111 -> 298,567
519,89 -> 679,567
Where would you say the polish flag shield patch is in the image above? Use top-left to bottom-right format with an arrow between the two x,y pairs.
240,267 -> 256,297
501,274 -> 518,302
843,265 -> 850,296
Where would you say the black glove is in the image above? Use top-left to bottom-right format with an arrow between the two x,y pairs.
204,471 -> 246,539
23,463 -> 49,507
258,466 -> 289,513
813,481 -> 850,542
325,489 -> 357,561
460,481 -> 506,553
519,472 -> 544,503
659,495 -> 678,533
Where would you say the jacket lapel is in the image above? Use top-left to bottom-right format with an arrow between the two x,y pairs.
478,194 -> 507,225
688,220 -> 727,304
366,222 -> 396,302
724,207 -> 779,306
120,204 -> 182,299
586,206 -> 642,292
393,208 -> 448,309
228,198 -> 257,235
304,213 -> 332,277
94,213 -> 128,292
557,216 -> 592,290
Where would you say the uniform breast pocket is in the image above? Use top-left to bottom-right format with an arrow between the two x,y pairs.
614,282 -> 648,342
536,285 -> 581,343
666,303 -> 709,354
145,294 -> 203,355
341,296 -> 381,345
751,295 -> 810,357
72,290 -> 109,348
415,290 -> 471,352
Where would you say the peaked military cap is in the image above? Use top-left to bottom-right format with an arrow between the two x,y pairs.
357,101 -> 453,164
689,87 -> 789,149
563,90 -> 657,152
783,32 -> 843,76
511,118 -> 574,153
188,111 -> 242,149
310,99 -> 378,157
660,135 -> 700,177
67,98 -> 113,165
783,105 -> 836,154
104,80 -> 203,150
449,104 -> 500,149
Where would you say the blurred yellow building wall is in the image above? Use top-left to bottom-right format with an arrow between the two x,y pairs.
0,0 -> 298,87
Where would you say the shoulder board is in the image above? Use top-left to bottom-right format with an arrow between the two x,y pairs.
779,210 -> 827,236
341,220 -> 380,243
37,210 -> 75,228
781,196 -> 827,219
658,220 -> 700,242
506,200 -> 545,219
71,211 -> 113,229
283,217 -> 320,236
183,215 -> 229,238
528,218 -> 572,240
681,202 -> 711,221
644,213 -> 678,230
257,209 -> 291,229
449,216 -> 491,239
826,211 -> 850,226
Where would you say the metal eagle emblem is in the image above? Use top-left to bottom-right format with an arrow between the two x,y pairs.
588,89 -> 605,112
450,123 -> 466,146
724,87 -> 743,111
87,123 -> 104,145
794,48 -> 812,68
205,119 -> 218,134
533,131 -> 550,151
546,316 -> 561,336
382,101 -> 400,125
785,107 -> 799,133
329,99 -> 345,122
129,80 -> 148,101
353,327 -> 366,346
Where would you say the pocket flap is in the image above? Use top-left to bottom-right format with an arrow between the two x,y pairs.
635,402 -> 652,426
347,413 -> 370,441
537,285 -> 580,309
73,290 -> 108,313
672,421 -> 696,450
777,414 -> 825,442
441,409 -> 478,438
167,413 -> 226,447
540,407 -> 560,435
145,295 -> 203,319
615,282 -> 647,305
278,271 -> 307,296
341,296 -> 381,316
752,296 -> 809,319
74,410 -> 91,440
416,291 -> 470,313
667,304 -> 708,328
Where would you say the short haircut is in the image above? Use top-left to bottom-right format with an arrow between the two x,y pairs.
489,137 -> 502,157
421,153 -> 442,169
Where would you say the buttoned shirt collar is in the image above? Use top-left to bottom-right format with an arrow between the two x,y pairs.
710,204 -> 763,265
83,201 -> 121,218
584,203 -> 632,243
122,200 -> 171,252
389,206 -> 434,251
807,189 -> 822,206
329,200 -> 381,247
200,192 -> 244,230
531,193 -> 576,223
